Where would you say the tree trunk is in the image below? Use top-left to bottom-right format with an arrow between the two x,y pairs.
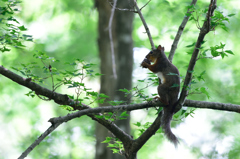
95,0 -> 134,159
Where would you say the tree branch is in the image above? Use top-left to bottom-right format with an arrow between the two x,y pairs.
178,0 -> 217,107
134,0 -> 155,50
0,65 -> 132,158
2,62 -> 240,159
168,0 -> 198,62
184,100 -> 240,113
18,123 -> 61,159
108,0 -> 118,79
132,112 -> 162,153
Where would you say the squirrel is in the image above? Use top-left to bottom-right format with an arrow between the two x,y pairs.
141,45 -> 180,147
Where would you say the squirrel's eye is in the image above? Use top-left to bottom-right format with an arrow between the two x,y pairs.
150,51 -> 153,54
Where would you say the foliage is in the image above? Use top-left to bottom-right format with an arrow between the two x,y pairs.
0,0 -> 33,53
1,0 -> 240,159
102,137 -> 124,154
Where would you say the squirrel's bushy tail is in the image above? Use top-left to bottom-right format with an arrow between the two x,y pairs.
162,105 -> 179,148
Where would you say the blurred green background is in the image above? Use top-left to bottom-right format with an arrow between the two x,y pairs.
0,0 -> 240,158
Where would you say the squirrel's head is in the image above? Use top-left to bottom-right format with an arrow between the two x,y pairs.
145,45 -> 165,63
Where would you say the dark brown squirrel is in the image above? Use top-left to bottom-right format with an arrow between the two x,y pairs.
141,45 -> 180,147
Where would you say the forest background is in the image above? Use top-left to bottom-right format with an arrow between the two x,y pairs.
1,0 -> 240,159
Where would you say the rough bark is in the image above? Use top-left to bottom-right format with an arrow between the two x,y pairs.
95,0 -> 134,159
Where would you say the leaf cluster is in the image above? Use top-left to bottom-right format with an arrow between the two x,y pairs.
187,4 -> 235,32
102,137 -> 124,154
0,0 -> 33,53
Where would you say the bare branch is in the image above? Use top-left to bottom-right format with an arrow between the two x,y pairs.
109,0 -> 118,79
134,0 -> 155,50
108,0 -> 154,50
139,0 -> 151,10
184,100 -> 240,113
168,0 -> 198,62
18,123 -> 61,159
108,0 -> 151,12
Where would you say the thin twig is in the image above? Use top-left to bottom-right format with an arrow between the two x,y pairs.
18,123 -> 61,159
109,0 -> 118,79
168,0 -> 198,62
134,0 -> 155,50
139,0 -> 151,10
108,0 -> 151,13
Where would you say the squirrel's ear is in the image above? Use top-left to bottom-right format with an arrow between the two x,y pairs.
157,45 -> 164,52
157,45 -> 162,50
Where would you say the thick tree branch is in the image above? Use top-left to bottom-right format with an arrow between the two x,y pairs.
168,0 -> 198,62
184,100 -> 240,113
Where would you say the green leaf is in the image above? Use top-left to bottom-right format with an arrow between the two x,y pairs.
18,25 -> 27,31
1,46 -> 11,52
99,93 -> 109,98
108,112 -> 113,116
137,79 -> 145,82
227,14 -> 235,17
95,115 -> 103,119
200,87 -> 210,99
97,98 -> 106,104
87,91 -> 98,97
225,50 -> 234,55
119,88 -> 130,93
59,105 -> 74,111
220,52 -> 227,59
185,12 -> 192,17
25,91 -> 35,98
210,48 -> 219,57
185,112 -> 190,118
220,25 -> 229,32
120,111 -> 129,117
186,51 -> 193,54
107,143 -> 115,147
186,42 -> 196,48
95,73 -> 103,76
187,70 -> 194,73
134,122 -> 141,127
197,70 -> 206,81
111,149 -> 120,154
156,107 -> 163,114
181,109 -> 187,116
101,137 -> 112,143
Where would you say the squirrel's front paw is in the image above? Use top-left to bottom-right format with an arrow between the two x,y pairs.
141,58 -> 150,68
